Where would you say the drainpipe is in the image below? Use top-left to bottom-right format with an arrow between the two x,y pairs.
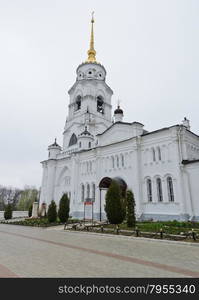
177,126 -> 194,219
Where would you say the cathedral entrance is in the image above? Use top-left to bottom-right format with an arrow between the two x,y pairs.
98,177 -> 127,221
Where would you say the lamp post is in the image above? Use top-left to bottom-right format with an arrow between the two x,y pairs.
99,188 -> 102,222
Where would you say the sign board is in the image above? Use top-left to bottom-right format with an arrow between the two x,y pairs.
84,198 -> 93,221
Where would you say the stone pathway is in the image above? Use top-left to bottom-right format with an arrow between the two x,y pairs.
0,224 -> 198,277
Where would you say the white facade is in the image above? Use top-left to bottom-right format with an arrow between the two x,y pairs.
39,20 -> 199,221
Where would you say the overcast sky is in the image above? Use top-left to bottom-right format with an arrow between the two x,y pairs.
0,0 -> 199,189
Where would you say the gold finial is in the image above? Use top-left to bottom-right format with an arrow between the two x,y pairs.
86,12 -> 97,63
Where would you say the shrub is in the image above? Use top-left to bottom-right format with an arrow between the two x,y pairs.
4,203 -> 13,220
105,180 -> 126,225
47,200 -> 57,223
126,190 -> 136,227
58,194 -> 70,223
28,204 -> 33,217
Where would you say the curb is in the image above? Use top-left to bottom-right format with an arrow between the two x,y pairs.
62,229 -> 199,247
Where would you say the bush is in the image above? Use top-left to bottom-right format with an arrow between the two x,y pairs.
47,200 -> 57,223
4,203 -> 13,220
105,180 -> 126,225
58,194 -> 70,223
126,190 -> 136,227
28,204 -> 33,217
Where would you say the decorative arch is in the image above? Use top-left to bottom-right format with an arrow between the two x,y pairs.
56,166 -> 70,186
99,176 -> 127,196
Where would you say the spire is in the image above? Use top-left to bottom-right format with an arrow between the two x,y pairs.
86,12 -> 97,63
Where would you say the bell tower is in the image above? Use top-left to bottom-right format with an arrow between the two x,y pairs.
63,13 -> 113,151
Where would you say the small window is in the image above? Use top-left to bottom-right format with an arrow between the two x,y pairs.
121,154 -> 124,167
112,156 -> 115,168
88,71 -> 92,75
167,177 -> 174,202
81,185 -> 84,202
152,148 -> 156,162
157,178 -> 163,202
97,96 -> 104,114
92,183 -> 95,201
79,142 -> 81,148
87,184 -> 90,199
116,155 -> 119,168
147,179 -> 152,202
158,147 -> 161,160
88,142 -> 91,148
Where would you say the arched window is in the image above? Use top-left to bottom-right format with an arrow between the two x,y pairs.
88,141 -> 91,148
158,147 -> 161,160
69,133 -> 77,146
147,179 -> 152,202
75,95 -> 81,111
79,142 -> 81,148
121,154 -> 124,167
152,148 -> 156,162
86,184 -> 90,199
112,156 -> 115,168
156,178 -> 163,202
167,176 -> 174,202
81,185 -> 84,202
97,96 -> 104,114
92,183 -> 95,201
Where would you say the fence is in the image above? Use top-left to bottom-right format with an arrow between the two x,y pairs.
0,211 -> 28,220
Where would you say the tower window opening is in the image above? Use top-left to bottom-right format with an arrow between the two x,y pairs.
88,142 -> 91,148
97,96 -> 104,114
75,95 -> 81,111
69,133 -> 77,146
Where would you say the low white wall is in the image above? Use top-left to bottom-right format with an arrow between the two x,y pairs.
0,211 -> 28,220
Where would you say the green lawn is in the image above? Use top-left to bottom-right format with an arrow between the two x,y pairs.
104,220 -> 199,235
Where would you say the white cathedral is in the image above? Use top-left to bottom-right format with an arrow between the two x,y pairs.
39,16 -> 199,221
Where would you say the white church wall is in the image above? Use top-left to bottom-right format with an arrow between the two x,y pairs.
183,163 -> 199,220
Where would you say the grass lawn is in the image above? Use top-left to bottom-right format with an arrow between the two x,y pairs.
104,220 -> 199,235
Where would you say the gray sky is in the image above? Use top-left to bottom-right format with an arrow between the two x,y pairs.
0,0 -> 199,189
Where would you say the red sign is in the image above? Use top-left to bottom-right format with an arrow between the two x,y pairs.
84,201 -> 92,205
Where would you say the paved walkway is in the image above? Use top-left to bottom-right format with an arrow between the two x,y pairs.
0,224 -> 198,277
